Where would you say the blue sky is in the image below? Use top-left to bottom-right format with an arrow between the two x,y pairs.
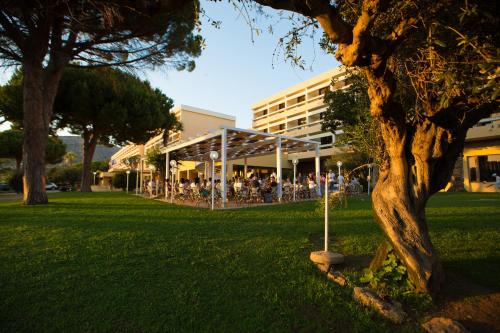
1,1 -> 339,132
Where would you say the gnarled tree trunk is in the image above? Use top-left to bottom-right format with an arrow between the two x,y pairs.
22,64 -> 62,205
80,131 -> 98,192
372,164 -> 445,293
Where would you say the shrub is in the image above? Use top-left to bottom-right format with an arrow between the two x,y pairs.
7,172 -> 23,193
47,166 -> 82,186
112,171 -> 137,191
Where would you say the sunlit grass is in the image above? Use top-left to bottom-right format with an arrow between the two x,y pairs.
0,192 -> 498,332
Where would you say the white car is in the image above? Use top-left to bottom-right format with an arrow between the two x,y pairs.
45,182 -> 58,191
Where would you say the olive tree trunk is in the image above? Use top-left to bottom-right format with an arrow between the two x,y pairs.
80,131 -> 98,192
22,64 -> 63,205
363,67 -> 477,294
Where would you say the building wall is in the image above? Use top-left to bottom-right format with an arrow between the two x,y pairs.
251,66 -> 348,158
463,140 -> 500,192
181,109 -> 235,140
461,113 -> 500,192
109,105 -> 236,175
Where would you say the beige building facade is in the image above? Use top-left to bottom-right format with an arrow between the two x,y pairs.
462,113 -> 500,192
251,66 -> 348,163
108,105 -> 236,186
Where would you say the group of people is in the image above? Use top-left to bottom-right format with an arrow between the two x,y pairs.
144,169 -> 362,202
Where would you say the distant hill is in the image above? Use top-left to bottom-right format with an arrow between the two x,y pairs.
59,136 -> 119,163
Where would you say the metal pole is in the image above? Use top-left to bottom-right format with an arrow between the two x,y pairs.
276,137 -> 282,202
315,145 -> 321,196
293,163 -> 296,202
244,157 -> 248,178
170,170 -> 174,204
221,129 -> 227,208
165,152 -> 170,199
211,159 -> 215,210
149,168 -> 153,198
139,160 -> 143,194
135,169 -> 139,194
126,172 -> 129,194
367,165 -> 371,196
325,173 -> 329,251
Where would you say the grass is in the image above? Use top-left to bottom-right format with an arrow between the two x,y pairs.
0,192 -> 498,332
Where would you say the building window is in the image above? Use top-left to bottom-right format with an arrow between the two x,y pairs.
297,95 -> 305,103
278,103 -> 285,110
298,118 -> 306,126
279,124 -> 285,131
468,156 -> 478,182
318,87 -> 330,95
478,155 -> 500,181
262,128 -> 268,133
320,136 -> 333,145
262,109 -> 268,115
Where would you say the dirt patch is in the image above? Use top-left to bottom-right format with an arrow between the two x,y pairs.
427,273 -> 500,333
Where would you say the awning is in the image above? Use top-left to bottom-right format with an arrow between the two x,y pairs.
162,126 -> 318,161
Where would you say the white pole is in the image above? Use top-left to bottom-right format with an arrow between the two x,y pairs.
170,170 -> 174,204
126,172 -> 130,194
244,157 -> 248,178
139,160 -> 143,193
149,168 -> 153,198
211,159 -> 215,210
221,129 -> 227,208
325,173 -> 329,251
276,137 -> 282,202
165,152 -> 170,199
135,169 -> 139,194
93,172 -> 96,185
315,145 -> 321,196
293,163 -> 297,202
367,164 -> 372,196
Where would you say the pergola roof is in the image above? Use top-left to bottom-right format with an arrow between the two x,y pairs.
162,126 -> 319,161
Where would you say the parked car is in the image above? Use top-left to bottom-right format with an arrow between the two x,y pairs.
45,182 -> 58,191
57,183 -> 72,192
0,183 -> 9,191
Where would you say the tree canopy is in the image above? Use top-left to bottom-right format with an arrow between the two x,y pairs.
52,67 -> 176,191
53,67 -> 175,146
0,0 -> 203,204
0,129 -> 66,171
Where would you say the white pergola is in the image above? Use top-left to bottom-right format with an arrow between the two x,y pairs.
163,126 -> 321,207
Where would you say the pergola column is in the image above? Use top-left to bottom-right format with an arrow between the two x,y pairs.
139,158 -> 144,193
221,128 -> 227,208
315,144 -> 321,196
165,151 -> 170,199
276,137 -> 282,201
244,157 -> 248,178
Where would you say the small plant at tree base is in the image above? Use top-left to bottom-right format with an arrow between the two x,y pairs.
360,244 -> 414,298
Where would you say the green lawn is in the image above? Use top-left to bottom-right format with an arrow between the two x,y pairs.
0,192 -> 498,332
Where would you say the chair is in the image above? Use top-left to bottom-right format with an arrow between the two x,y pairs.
250,187 -> 261,203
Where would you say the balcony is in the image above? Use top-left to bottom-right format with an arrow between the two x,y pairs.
466,121 -> 500,141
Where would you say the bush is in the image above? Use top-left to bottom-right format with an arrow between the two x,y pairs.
112,171 -> 137,191
7,172 -> 23,193
47,166 -> 82,187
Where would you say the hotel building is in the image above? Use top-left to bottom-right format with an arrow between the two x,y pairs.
462,112 -> 500,192
251,66 -> 348,163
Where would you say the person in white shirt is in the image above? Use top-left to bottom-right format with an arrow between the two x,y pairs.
234,177 -> 243,192
328,170 -> 336,191
338,174 -> 345,190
